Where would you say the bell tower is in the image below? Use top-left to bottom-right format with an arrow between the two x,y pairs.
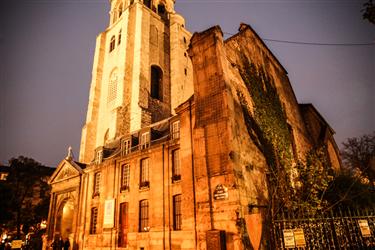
79,0 -> 193,163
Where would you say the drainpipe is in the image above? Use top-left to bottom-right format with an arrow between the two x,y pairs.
189,98 -> 198,247
162,144 -> 166,250
111,161 -> 116,250
204,126 -> 215,230
168,144 -> 172,250
81,174 -> 89,250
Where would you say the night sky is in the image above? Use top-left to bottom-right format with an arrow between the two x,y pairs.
0,0 -> 374,167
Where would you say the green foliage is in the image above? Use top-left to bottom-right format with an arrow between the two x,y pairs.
0,156 -> 52,237
237,55 -> 294,212
340,131 -> 375,185
295,147 -> 334,213
236,218 -> 253,250
323,172 -> 375,210
236,53 -> 373,221
362,0 -> 375,24
236,55 -> 343,217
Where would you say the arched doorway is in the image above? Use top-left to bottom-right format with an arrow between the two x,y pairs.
55,199 -> 75,239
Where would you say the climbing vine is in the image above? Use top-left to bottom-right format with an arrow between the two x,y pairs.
236,54 -> 336,218
237,55 -> 294,214
294,146 -> 334,214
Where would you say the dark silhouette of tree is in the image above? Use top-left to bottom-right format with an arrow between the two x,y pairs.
362,0 -> 375,24
323,172 -> 375,211
0,156 -> 53,238
341,132 -> 375,186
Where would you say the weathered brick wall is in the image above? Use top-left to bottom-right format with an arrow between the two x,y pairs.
189,26 -> 269,250
224,24 -> 312,160
299,104 -> 342,171
188,23 -> 331,249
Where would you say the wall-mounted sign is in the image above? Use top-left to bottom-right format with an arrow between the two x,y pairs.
283,228 -> 306,248
294,229 -> 306,247
283,229 -> 295,248
11,240 -> 23,249
358,220 -> 371,237
213,184 -> 228,200
103,199 -> 115,228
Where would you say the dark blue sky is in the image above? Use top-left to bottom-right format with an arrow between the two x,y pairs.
0,0 -> 374,167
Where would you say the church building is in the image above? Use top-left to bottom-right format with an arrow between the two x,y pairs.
45,0 -> 341,249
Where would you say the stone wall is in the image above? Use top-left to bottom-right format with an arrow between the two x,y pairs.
187,23 -> 335,249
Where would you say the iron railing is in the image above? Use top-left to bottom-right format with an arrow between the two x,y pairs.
271,208 -> 375,249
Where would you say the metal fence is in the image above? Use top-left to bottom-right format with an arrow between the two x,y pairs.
271,208 -> 375,249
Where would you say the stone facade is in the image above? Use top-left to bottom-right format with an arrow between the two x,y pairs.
79,0 -> 193,163
46,1 -> 341,250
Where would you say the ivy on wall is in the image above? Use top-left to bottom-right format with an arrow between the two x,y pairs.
236,54 -> 334,215
295,146 -> 334,213
237,55 -> 294,212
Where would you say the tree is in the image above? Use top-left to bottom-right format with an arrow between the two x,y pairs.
0,156 -> 53,238
362,0 -> 375,24
323,171 -> 375,211
341,132 -> 375,185
294,146 -> 334,213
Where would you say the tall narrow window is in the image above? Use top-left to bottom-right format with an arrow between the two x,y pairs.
96,150 -> 103,164
118,29 -> 122,45
139,200 -> 149,232
172,149 -> 181,182
93,172 -> 101,197
143,0 -> 151,8
118,202 -> 128,247
171,121 -> 180,139
121,139 -> 131,156
118,4 -> 123,18
121,164 -> 130,191
140,158 -> 149,188
158,4 -> 166,18
90,207 -> 98,234
109,36 -> 116,52
140,132 -> 150,150
150,65 -> 163,101
173,195 -> 182,230
108,70 -> 118,103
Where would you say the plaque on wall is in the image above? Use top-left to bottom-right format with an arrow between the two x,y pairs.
103,199 -> 115,228
358,220 -> 371,237
293,229 -> 306,247
283,229 -> 295,248
213,184 -> 228,200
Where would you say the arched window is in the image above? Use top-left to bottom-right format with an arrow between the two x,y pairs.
109,36 -> 116,52
118,4 -> 123,18
158,4 -> 166,17
143,0 -> 151,8
108,69 -> 118,103
151,65 -> 163,101
118,30 -> 122,45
